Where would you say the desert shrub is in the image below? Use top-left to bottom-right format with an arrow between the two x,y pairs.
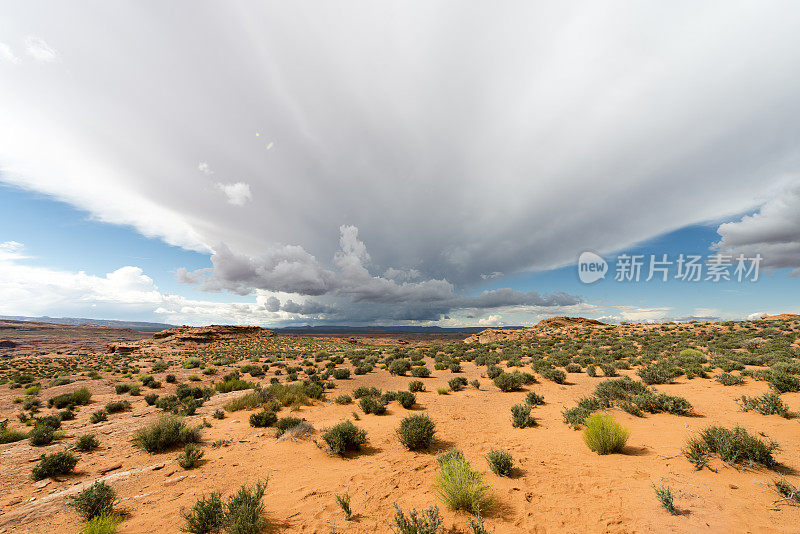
48,387 -> 92,409
408,382 -> 425,394
434,456 -> 493,515
215,378 -> 255,394
736,393 -> 790,417
104,400 -> 131,414
69,481 -> 116,520
223,392 -> 263,412
449,362 -> 462,373
388,359 -> 412,376
359,396 -> 387,415
380,391 -> 399,404
448,377 -> 467,392
28,425 -> 56,446
716,372 -> 744,386
683,437 -> 711,470
493,372 -> 523,392
486,448 -> 513,477
178,443 -> 204,469
586,365 -> 598,377
335,492 -> 352,521
144,393 -> 159,406
352,386 -> 379,399
182,492 -> 224,534
31,450 -> 78,480
394,503 -> 442,534
76,434 -> 100,452
436,449 -> 465,466
510,404 -> 535,428
599,364 -> 618,377
275,416 -> 303,437
322,420 -> 367,455
396,390 -> 416,409
470,379 -> 480,389
410,366 -> 431,378
768,372 -> 800,393
0,421 -> 27,444
632,392 -> 693,416
594,377 -> 649,400
392,504 -> 442,534
436,387 -> 449,395
397,414 -> 436,450
582,413 -> 629,454
165,374 -> 177,383
541,368 -> 566,384
334,394 -> 352,405
653,484 -> 677,514
249,410 -> 277,428
693,425 -> 778,468
772,478 -> 800,503
565,363 -> 582,373
90,409 -> 109,424
183,357 -> 202,369
80,513 -> 121,534
133,415 -> 197,453
637,363 -> 680,385
562,396 -> 608,429
525,392 -> 545,406
114,383 -> 132,395
226,481 -> 269,534
332,368 -> 351,380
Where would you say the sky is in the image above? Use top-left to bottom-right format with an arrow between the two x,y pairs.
1,1 -> 799,327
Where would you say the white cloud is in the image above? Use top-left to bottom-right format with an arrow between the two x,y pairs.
0,43 -> 20,64
198,162 -> 213,175
215,182 -> 252,206
0,241 -> 27,261
478,314 -> 503,327
25,36 -> 59,63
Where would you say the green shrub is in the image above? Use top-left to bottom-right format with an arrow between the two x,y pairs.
90,409 -> 109,424
215,378 -> 256,394
397,414 -> 436,450
736,393 -> 790,417
582,413 -> 629,454
716,372 -> 744,386
510,404 -> 535,428
360,396 -> 387,415
31,450 -> 78,480
448,377 -> 467,391
178,443 -> 204,469
408,380 -> 425,392
392,504 -> 442,534
0,421 -> 27,444
28,425 -> 56,446
226,481 -> 268,534
76,434 -> 100,452
410,366 -> 431,378
223,392 -> 263,412
683,437 -> 710,470
144,393 -> 159,406
322,421 -> 367,455
541,368 -> 566,384
486,448 -> 513,477
104,400 -> 131,414
637,363 -> 680,385
332,368 -> 351,380
653,483 -> 677,514
133,415 -> 197,453
693,425 -> 778,468
565,363 -> 582,373
212,409 -> 225,419
69,481 -> 116,520
249,410 -> 277,428
388,359 -> 412,376
436,387 -> 449,395
334,394 -> 352,404
525,392 -> 545,406
396,391 -> 416,409
768,372 -> 800,393
493,372 -> 523,392
48,387 -> 92,409
182,492 -> 224,534
275,417 -> 303,437
434,456 -> 493,515
353,386 -> 380,399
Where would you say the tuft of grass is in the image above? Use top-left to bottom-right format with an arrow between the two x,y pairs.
396,413 -> 436,450
392,504 -> 442,534
434,456 -> 494,516
486,448 -> 513,477
582,413 -> 629,454
321,420 -> 367,455
80,513 -> 122,534
335,492 -> 352,520
772,478 -> 799,503
736,393 -> 790,417
653,483 -> 677,514
436,387 -> 449,395
69,481 -> 116,520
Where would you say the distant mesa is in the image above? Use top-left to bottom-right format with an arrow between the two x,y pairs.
464,316 -> 606,344
152,325 -> 276,344
760,313 -> 800,321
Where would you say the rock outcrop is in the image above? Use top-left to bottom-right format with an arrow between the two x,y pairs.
152,325 -> 275,344
464,316 -> 607,344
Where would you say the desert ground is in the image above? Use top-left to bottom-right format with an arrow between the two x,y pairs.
1,317 -> 799,533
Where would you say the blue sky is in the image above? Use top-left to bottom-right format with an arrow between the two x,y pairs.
1,2 -> 799,327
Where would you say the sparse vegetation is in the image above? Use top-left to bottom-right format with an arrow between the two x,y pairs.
434,455 -> 493,515
321,420 -> 367,455
486,448 -> 513,477
582,413 -> 629,454
397,413 -> 436,450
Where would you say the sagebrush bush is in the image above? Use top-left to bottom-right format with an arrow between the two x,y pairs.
693,425 -> 778,468
715,372 -> 745,386
408,380 -> 425,392
396,390 -> 416,409
510,404 -> 535,428
76,434 -> 100,452
653,483 -> 677,514
582,413 -> 629,454
182,481 -> 268,534
434,456 -> 493,515
359,396 -> 387,415
182,491 -> 224,534
249,410 -> 277,428
69,481 -> 116,520
178,443 -> 204,469
322,421 -> 367,455
392,504 -> 442,534
28,425 -> 55,446
736,393 -> 790,417
397,414 -> 436,450
525,392 -> 545,406
31,450 -> 78,480
275,416 -> 303,437
493,372 -> 523,392
486,448 -> 513,477
133,415 -> 198,453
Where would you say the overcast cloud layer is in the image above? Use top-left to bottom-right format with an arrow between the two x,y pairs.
2,1 -> 800,324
